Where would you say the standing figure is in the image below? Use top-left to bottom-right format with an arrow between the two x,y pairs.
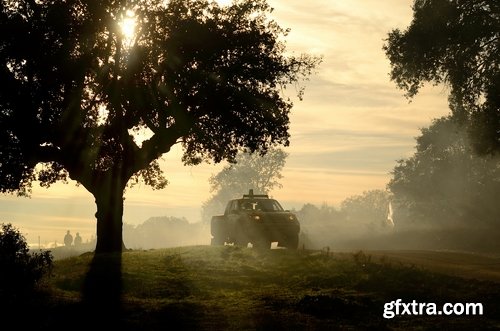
74,232 -> 82,247
64,230 -> 73,247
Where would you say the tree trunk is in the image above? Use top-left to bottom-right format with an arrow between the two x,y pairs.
92,174 -> 127,254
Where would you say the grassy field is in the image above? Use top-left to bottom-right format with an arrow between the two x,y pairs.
11,246 -> 500,330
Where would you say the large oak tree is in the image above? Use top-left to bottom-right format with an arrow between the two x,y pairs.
0,0 -> 318,253
384,0 -> 499,154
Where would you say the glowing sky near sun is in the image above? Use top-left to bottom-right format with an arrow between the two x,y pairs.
0,0 -> 450,246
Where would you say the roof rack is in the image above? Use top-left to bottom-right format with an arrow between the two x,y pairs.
242,189 -> 269,199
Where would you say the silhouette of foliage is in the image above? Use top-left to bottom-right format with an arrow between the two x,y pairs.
0,223 -> 53,299
0,0 -> 318,253
384,0 -> 500,154
388,116 -> 500,227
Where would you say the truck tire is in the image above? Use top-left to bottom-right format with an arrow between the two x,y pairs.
211,216 -> 227,246
235,234 -> 249,247
285,234 -> 299,249
253,239 -> 271,250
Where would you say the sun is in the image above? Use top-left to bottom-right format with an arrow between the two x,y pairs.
118,10 -> 137,43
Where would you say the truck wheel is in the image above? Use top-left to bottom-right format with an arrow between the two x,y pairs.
234,234 -> 249,247
285,234 -> 299,249
253,239 -> 271,250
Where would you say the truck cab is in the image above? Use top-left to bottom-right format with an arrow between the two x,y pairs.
211,190 -> 300,249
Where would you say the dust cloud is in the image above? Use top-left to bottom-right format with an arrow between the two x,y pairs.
297,200 -> 500,255
124,217 -> 210,250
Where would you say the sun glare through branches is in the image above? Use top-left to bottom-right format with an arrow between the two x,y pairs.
118,10 -> 137,47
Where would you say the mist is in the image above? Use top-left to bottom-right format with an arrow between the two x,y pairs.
297,200 -> 500,255
123,217 -> 210,250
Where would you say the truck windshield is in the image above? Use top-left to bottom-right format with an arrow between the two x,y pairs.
240,199 -> 284,212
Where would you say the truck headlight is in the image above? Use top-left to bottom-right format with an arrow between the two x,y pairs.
253,215 -> 261,221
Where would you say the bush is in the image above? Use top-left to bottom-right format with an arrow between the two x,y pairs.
0,223 -> 53,299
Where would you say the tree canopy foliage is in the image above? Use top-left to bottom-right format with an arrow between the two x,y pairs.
384,0 -> 500,154
0,0 -> 318,252
388,116 -> 500,227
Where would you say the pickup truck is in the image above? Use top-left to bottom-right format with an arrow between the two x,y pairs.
210,190 -> 300,249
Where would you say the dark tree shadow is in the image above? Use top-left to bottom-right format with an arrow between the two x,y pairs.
81,252 -> 123,327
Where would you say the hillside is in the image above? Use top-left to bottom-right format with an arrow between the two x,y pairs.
11,246 -> 500,330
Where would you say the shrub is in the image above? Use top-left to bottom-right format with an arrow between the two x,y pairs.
0,223 -> 53,299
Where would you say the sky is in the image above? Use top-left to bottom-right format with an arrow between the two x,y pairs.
0,0 -> 451,246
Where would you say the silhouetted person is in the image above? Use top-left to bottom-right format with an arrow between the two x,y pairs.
64,230 -> 73,247
74,232 -> 82,246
